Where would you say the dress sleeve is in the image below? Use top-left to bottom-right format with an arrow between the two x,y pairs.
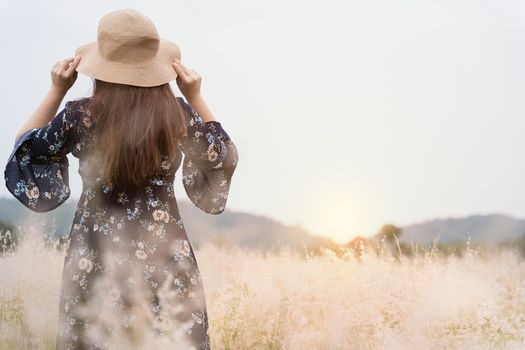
177,97 -> 239,215
3,101 -> 78,212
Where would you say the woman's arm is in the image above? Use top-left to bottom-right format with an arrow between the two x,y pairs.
15,56 -> 81,142
171,59 -> 238,214
186,93 -> 216,123
15,87 -> 67,141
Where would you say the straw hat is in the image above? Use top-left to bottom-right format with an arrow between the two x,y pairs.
75,9 -> 181,87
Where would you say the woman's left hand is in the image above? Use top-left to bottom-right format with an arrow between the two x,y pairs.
50,56 -> 81,94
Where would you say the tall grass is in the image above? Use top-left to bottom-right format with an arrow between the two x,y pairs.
1,229 -> 524,349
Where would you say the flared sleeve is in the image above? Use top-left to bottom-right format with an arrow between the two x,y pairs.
4,101 -> 77,212
177,97 -> 239,215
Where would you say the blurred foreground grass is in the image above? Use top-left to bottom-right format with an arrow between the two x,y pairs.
1,231 -> 525,349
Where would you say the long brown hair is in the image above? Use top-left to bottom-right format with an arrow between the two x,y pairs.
82,78 -> 188,190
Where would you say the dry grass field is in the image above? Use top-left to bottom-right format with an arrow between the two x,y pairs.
1,230 -> 525,349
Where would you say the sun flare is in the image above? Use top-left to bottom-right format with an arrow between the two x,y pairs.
303,191 -> 369,245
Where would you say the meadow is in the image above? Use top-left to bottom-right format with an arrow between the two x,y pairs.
1,230 -> 525,349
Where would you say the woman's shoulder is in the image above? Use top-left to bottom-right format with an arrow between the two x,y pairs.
64,97 -> 95,123
66,96 -> 92,113
62,97 -> 97,142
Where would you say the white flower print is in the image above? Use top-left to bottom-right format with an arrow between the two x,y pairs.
152,209 -> 163,221
183,240 -> 190,256
152,209 -> 170,223
155,226 -> 165,237
206,144 -> 219,162
171,239 -> 193,264
161,159 -> 171,170
102,181 -> 114,194
82,117 -> 92,128
118,191 -> 129,205
127,207 -> 140,220
78,257 -> 93,273
147,197 -> 159,208
25,186 -> 39,199
135,249 -> 148,260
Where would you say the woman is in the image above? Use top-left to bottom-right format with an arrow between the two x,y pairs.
4,8 -> 238,350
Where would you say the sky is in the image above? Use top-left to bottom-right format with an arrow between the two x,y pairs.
1,0 -> 524,244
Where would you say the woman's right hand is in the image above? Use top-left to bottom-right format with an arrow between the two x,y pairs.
51,56 -> 81,94
172,59 -> 202,101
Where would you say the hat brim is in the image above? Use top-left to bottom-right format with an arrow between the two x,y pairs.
74,37 -> 181,87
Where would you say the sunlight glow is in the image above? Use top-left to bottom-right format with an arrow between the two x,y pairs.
304,190 -> 368,245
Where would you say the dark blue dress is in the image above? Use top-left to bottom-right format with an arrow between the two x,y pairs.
4,96 -> 239,349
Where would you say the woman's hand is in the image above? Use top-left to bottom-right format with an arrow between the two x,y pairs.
172,58 -> 202,102
51,56 -> 81,95
15,56 -> 81,141
172,59 -> 217,123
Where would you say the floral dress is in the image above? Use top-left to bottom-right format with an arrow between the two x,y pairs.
3,96 -> 239,349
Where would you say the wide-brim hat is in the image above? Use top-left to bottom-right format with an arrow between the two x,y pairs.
75,8 -> 181,87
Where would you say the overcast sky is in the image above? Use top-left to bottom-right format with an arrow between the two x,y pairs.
1,0 -> 524,243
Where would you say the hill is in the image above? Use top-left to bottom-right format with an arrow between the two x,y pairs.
399,214 -> 525,245
1,197 -> 523,252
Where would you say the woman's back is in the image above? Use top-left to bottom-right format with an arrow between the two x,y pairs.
51,95 -> 238,348
27,92 -> 238,211
69,96 -> 184,189
5,92 -> 238,348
